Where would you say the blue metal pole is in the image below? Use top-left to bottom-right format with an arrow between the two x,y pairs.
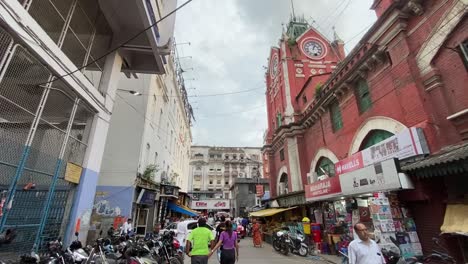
33,98 -> 80,251
0,84 -> 52,232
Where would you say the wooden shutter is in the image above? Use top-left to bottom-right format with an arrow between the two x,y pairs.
356,79 -> 372,113
330,101 -> 343,131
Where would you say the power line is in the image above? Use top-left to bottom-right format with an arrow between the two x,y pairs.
197,104 -> 266,119
326,0 -> 352,31
36,0 -> 194,87
120,86 -> 264,98
318,0 -> 348,27
344,23 -> 374,45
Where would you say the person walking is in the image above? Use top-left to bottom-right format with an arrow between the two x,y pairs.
348,223 -> 386,264
185,218 -> 215,264
252,218 -> 263,248
209,220 -> 238,264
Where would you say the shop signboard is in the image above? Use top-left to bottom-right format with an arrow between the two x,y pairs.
340,159 -> 414,196
160,185 -> 179,198
335,127 -> 429,177
277,193 -> 306,207
136,189 -> 156,205
191,199 -> 230,210
256,185 -> 264,197
305,176 -> 342,202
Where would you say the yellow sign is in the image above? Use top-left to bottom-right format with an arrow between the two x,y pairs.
65,162 -> 83,184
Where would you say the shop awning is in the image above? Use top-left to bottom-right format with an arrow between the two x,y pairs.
441,204 -> 468,236
167,202 -> 199,217
402,142 -> 468,177
249,207 -> 297,217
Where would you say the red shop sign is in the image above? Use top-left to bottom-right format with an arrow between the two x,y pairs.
305,176 -> 342,201
256,185 -> 264,197
334,152 -> 364,177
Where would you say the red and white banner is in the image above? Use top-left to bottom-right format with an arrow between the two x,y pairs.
335,127 -> 428,177
191,199 -> 230,210
305,176 -> 342,201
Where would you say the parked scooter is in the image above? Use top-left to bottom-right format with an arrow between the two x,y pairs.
284,229 -> 309,257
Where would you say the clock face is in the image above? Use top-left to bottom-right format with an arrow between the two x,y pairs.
270,53 -> 279,79
301,38 -> 326,59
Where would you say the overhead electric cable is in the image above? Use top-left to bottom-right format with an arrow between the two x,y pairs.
36,0 -> 194,86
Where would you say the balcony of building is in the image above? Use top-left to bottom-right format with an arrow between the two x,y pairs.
231,171 -> 238,178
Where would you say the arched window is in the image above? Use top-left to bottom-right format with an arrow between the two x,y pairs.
278,173 -> 288,195
315,157 -> 335,177
359,129 -> 394,150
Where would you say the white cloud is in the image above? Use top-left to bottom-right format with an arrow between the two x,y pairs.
175,0 -> 376,147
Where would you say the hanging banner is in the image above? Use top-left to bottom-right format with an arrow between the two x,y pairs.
191,199 -> 230,210
256,185 -> 264,197
305,176 -> 342,202
335,127 -> 429,177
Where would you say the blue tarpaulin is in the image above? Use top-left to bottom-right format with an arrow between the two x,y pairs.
167,202 -> 197,217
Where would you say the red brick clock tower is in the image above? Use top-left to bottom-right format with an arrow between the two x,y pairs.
264,17 -> 345,197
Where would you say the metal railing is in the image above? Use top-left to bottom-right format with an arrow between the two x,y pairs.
0,26 -> 94,255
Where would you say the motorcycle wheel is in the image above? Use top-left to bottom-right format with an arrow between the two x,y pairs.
176,254 -> 184,264
272,240 -> 281,251
298,245 -> 309,257
169,257 -> 181,264
281,245 -> 289,256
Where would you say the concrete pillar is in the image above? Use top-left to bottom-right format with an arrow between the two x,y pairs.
65,52 -> 123,244
286,137 -> 303,192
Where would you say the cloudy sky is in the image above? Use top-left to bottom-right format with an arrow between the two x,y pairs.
174,0 -> 377,147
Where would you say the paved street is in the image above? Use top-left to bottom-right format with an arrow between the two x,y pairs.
184,238 -> 340,264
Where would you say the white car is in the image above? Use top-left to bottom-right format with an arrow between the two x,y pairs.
161,220 -> 217,244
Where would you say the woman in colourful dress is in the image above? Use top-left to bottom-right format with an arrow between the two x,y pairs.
252,218 -> 263,248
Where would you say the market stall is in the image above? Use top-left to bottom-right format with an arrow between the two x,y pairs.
305,159 -> 423,259
249,207 -> 301,244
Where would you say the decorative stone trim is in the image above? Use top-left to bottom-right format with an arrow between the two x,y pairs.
422,68 -> 444,92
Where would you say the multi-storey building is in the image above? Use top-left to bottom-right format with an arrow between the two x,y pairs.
94,46 -> 193,236
188,146 -> 263,215
0,0 -> 175,254
262,0 -> 467,261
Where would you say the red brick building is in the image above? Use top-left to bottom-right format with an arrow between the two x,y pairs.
262,0 -> 467,260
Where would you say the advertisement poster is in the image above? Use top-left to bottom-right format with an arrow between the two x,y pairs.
335,127 -> 429,176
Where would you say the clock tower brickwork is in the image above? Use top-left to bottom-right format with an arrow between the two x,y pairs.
262,0 -> 468,202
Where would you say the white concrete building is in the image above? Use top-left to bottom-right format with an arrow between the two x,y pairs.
188,146 -> 263,200
96,54 -> 193,234
0,0 -> 179,254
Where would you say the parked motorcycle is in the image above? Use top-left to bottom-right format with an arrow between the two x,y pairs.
0,228 -> 16,246
272,227 -> 289,256
149,231 -> 181,264
67,232 -> 89,263
272,227 -> 308,257
382,236 -> 456,264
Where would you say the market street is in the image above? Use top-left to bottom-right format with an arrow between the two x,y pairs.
183,238 -> 340,264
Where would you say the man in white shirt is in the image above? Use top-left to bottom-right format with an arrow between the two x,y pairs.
176,220 -> 189,251
348,223 -> 386,264
121,218 -> 133,236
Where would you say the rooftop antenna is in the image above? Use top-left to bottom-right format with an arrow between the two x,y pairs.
290,0 -> 296,21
